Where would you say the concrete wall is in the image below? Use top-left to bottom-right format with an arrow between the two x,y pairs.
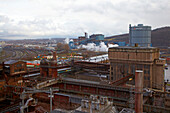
109,47 -> 165,90
109,47 -> 160,62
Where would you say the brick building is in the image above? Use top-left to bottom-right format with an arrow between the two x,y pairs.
108,47 -> 166,90
4,60 -> 27,76
40,52 -> 58,78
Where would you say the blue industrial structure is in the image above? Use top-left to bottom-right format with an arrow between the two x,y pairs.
90,34 -> 104,41
129,24 -> 151,47
116,42 -> 126,46
68,33 -> 127,49
69,40 -> 75,49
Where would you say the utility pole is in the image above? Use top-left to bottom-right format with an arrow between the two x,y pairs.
19,88 -> 58,113
48,88 -> 54,112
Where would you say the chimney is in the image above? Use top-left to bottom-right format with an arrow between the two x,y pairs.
53,51 -> 57,60
135,70 -> 143,113
85,32 -> 88,38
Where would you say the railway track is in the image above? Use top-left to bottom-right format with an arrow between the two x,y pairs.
0,49 -> 15,62
0,48 -> 40,62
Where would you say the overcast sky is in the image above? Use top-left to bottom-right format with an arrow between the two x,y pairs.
0,0 -> 169,39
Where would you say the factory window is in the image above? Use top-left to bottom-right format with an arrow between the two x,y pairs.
144,65 -> 150,69
21,68 -> 24,71
144,76 -> 147,80
137,65 -> 143,70
144,70 -> 146,74
111,72 -> 113,76
16,64 -> 22,67
148,76 -> 150,80
148,70 -> 150,74
144,69 -> 150,74
125,64 -> 129,74
14,69 -> 18,72
131,65 -> 135,74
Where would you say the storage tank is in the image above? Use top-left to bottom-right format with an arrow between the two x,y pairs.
129,24 -> 151,47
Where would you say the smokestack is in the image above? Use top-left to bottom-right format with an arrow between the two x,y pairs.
135,70 -> 143,113
85,32 -> 88,38
53,51 -> 57,60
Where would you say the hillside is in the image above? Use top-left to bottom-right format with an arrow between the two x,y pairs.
105,27 -> 170,47
151,27 -> 170,47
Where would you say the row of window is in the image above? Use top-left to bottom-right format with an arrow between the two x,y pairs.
14,68 -> 25,72
16,64 -> 25,68
111,64 -> 150,74
111,63 -> 151,81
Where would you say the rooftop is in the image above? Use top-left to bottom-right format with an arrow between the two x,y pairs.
4,60 -> 19,65
109,46 -> 157,50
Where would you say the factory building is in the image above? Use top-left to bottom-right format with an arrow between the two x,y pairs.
90,34 -> 104,41
3,60 -> 27,76
108,46 -> 166,90
129,24 -> 151,47
40,52 -> 58,78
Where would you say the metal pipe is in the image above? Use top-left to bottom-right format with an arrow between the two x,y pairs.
20,98 -> 33,113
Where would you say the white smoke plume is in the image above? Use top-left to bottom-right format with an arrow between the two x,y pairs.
64,38 -> 70,44
78,42 -> 118,52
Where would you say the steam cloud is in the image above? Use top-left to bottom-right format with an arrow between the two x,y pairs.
78,42 -> 118,52
64,38 -> 70,44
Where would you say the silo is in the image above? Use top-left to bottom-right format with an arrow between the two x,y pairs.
129,24 -> 151,47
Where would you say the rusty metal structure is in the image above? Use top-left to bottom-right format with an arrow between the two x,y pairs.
0,49 -> 170,113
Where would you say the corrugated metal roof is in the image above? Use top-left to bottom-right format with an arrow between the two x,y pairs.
63,77 -> 100,85
23,73 -> 40,78
4,60 -> 18,65
84,54 -> 108,63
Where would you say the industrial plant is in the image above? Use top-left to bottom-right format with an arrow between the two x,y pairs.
0,24 -> 170,113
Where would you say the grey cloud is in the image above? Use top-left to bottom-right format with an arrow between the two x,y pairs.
0,0 -> 169,39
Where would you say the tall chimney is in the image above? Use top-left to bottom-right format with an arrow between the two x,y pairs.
52,51 -> 57,78
85,32 -> 88,38
53,51 -> 57,60
135,70 -> 143,113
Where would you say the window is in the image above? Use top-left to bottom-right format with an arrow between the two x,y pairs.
16,64 -> 22,68
131,65 -> 135,74
144,65 -> 150,69
144,76 -> 147,80
137,65 -> 143,70
148,76 -> 150,80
